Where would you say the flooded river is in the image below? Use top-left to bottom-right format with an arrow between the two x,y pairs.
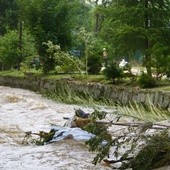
0,86 -> 112,170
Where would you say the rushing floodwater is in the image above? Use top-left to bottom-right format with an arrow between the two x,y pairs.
0,86 -> 112,170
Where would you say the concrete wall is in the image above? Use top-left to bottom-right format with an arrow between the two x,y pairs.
0,76 -> 169,110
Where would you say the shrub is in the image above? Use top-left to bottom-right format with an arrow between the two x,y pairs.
103,62 -> 123,83
87,54 -> 102,74
43,41 -> 83,74
137,73 -> 157,88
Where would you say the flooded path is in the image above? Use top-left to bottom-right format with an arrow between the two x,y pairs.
0,86 -> 111,170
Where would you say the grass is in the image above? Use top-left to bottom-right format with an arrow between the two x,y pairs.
152,80 -> 170,91
43,82 -> 106,108
117,102 -> 170,122
0,69 -> 169,90
71,74 -> 109,83
0,70 -> 24,77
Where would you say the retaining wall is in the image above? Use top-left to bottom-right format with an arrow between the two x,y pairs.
0,75 -> 169,110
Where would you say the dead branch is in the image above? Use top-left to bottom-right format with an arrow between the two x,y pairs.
96,120 -> 170,130
63,116 -> 170,130
103,156 -> 133,164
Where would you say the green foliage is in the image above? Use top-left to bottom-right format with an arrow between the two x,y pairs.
20,0 -> 78,73
84,109 -> 143,166
44,81 -> 97,106
124,130 -> 170,170
73,0 -> 92,32
0,0 -> 19,35
87,53 -> 102,74
117,102 -> 170,122
103,62 -> 124,83
24,0 -> 83,56
78,27 -> 93,74
86,37 -> 106,75
98,0 -> 170,76
90,109 -> 107,120
0,29 -> 36,70
0,30 -> 18,70
78,27 -> 108,75
82,107 -> 170,169
43,41 -> 83,74
88,137 -> 111,165
20,62 -> 30,73
83,110 -> 112,165
153,54 -> 170,80
137,72 -> 157,88
23,130 -> 56,146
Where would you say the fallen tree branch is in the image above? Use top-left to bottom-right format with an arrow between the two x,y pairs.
103,156 -> 133,164
63,116 -> 170,130
96,120 -> 170,130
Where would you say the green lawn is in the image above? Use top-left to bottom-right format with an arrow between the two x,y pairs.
0,70 -> 169,91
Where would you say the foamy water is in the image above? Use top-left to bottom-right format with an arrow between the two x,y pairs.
0,86 -> 112,170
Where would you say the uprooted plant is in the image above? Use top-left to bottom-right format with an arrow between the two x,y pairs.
22,130 -> 56,145
83,107 -> 170,169
21,103 -> 170,169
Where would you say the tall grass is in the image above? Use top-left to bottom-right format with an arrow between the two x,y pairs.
116,101 -> 170,122
43,83 -> 170,122
43,83 -> 103,107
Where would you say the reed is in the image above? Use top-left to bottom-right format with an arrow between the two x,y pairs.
116,101 -> 170,122
43,82 -> 169,122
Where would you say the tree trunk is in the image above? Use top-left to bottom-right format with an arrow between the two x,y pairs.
18,20 -> 23,70
144,0 -> 152,77
94,13 -> 100,33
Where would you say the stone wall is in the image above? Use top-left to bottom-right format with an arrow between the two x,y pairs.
0,75 -> 169,110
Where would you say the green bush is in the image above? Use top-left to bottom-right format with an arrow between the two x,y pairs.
103,62 -> 123,83
87,54 -> 102,74
138,73 -> 157,88
43,41 -> 83,74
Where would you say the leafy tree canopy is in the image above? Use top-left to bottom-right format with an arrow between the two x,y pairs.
0,29 -> 36,70
98,0 -> 170,75
0,0 -> 19,35
23,0 -> 91,51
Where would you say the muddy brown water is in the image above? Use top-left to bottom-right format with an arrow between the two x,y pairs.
0,86 -> 113,170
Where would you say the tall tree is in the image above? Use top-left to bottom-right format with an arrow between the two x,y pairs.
0,0 -> 19,35
75,0 -> 92,32
0,29 -> 36,70
87,0 -> 111,34
99,0 -> 170,76
23,0 -> 82,51
22,0 -> 87,73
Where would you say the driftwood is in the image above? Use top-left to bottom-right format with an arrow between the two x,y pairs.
103,157 -> 133,164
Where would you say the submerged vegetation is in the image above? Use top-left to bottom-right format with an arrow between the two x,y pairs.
118,102 -> 170,122
41,81 -> 170,169
82,109 -> 170,169
127,130 -> 170,169
0,0 -> 169,169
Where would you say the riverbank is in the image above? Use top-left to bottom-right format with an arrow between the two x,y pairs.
0,74 -> 169,110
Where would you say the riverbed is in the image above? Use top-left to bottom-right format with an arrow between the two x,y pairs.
0,86 -> 112,170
